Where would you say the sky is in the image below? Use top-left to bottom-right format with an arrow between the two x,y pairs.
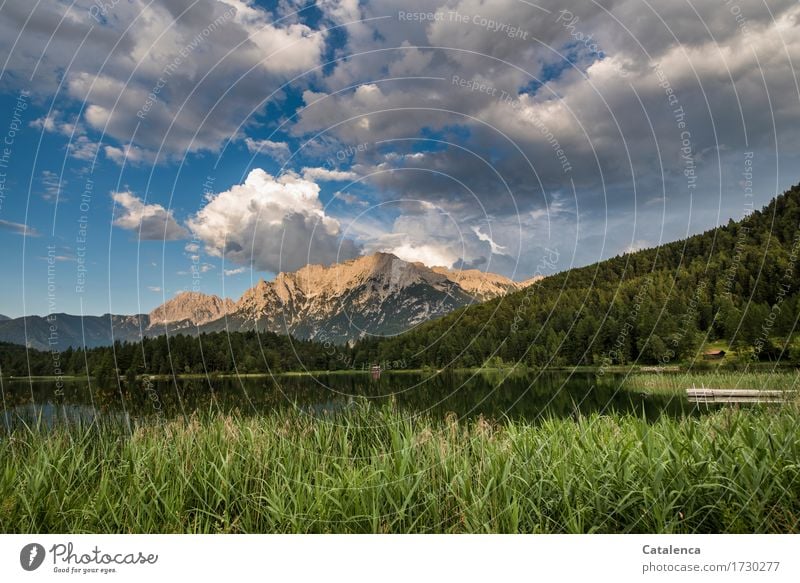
0,0 -> 798,317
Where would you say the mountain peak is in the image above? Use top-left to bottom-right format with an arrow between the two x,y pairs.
149,291 -> 235,327
274,252 -> 439,297
203,252 -> 521,342
431,266 -> 538,300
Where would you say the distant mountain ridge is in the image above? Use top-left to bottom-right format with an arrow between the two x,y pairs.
210,253 -> 539,342
148,292 -> 235,331
0,253 -> 536,349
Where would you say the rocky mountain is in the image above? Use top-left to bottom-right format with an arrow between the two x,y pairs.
0,253 -> 534,349
431,266 -> 540,301
148,291 -> 235,331
207,253 -> 477,341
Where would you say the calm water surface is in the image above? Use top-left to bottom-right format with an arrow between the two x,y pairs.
1,371 -> 708,430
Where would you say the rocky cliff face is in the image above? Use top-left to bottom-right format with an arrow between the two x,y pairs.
148,291 -> 235,330
215,253 -> 479,341
431,266 -> 537,301
0,253 -> 536,348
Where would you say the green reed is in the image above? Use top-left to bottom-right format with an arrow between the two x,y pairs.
622,370 -> 800,395
1,402 -> 798,533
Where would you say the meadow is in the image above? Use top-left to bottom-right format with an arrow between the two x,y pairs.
1,392 -> 798,533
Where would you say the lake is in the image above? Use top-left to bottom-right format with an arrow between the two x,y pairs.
0,370 -> 709,431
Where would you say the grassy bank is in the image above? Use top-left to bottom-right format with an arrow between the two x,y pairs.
1,402 -> 798,533
621,371 -> 800,395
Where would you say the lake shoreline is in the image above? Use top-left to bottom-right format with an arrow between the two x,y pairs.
3,361 -> 797,383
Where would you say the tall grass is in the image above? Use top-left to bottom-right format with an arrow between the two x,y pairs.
1,401 -> 799,533
622,370 -> 800,395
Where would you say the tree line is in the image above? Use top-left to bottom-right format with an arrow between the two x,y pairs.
0,330 -> 362,381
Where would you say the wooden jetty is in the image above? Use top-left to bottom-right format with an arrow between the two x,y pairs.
687,387 -> 793,403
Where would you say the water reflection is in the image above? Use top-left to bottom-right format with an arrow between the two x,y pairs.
1,371 -> 707,431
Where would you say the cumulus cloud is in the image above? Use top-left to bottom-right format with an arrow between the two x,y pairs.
186,169 -> 361,273
30,111 -> 80,136
0,0 -> 326,158
104,143 -> 157,166
67,136 -> 100,161
388,242 -> 459,268
244,137 -> 291,161
30,111 -> 100,161
347,201 -> 518,271
112,192 -> 189,241
301,167 -> 359,182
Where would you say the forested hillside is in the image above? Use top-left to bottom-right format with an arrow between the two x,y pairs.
0,331 -> 356,379
353,184 -> 800,368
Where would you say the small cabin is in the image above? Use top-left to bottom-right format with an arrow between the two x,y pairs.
702,349 -> 726,360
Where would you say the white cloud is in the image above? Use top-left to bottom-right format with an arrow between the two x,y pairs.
301,167 -> 359,182
0,219 -> 40,237
622,240 -> 652,255
112,191 -> 189,241
186,168 -> 361,273
386,242 -> 459,268
30,111 -> 99,161
147,286 -> 162,292
244,137 -> 291,161
40,171 -> 64,202
335,191 -> 365,206
104,143 -> 156,166
67,136 -> 100,161
351,202 -> 506,270
30,111 -> 80,136
471,226 -> 509,256
39,254 -> 76,262
224,266 -> 246,276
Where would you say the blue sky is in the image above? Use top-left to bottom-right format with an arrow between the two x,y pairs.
0,0 -> 798,317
